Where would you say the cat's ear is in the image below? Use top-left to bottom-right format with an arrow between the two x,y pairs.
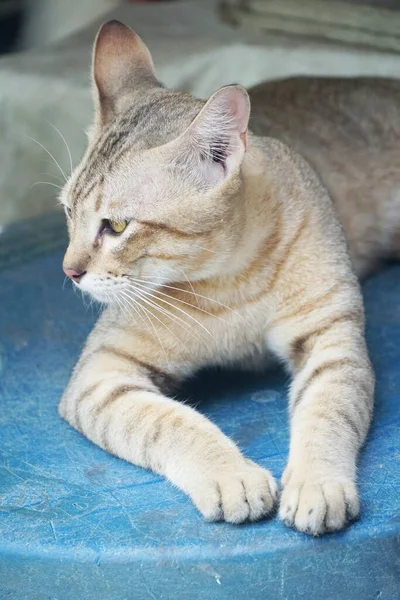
92,20 -> 158,126
174,85 -> 250,188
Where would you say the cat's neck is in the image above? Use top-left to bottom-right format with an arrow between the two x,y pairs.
219,139 -> 281,277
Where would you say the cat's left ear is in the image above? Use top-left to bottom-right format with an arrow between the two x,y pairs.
174,85 -> 250,188
92,20 -> 158,127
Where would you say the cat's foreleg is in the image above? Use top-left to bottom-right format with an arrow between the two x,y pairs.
59,342 -> 277,523
269,294 -> 374,535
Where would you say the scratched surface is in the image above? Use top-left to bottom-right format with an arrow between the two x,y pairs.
0,215 -> 399,600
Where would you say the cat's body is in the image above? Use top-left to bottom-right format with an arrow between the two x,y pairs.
59,21 -> 385,535
250,77 -> 400,276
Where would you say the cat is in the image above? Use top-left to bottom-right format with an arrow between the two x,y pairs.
58,20 -> 380,536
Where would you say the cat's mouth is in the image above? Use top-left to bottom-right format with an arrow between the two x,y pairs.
75,273 -> 162,307
72,273 -> 127,305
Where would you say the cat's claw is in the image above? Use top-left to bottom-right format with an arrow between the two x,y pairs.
279,468 -> 359,535
187,459 -> 278,524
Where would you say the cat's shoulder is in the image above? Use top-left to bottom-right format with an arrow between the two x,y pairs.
247,133 -> 325,198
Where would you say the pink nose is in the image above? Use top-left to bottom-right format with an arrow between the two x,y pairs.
63,266 -> 86,282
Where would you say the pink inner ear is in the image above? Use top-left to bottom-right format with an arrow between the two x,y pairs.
225,87 -> 250,135
93,20 -> 156,122
203,85 -> 250,139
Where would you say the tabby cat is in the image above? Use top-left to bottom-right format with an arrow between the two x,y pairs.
60,20 -> 400,535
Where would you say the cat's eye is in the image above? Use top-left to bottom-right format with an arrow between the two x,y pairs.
65,206 -> 72,219
110,220 -> 128,233
101,218 -> 129,235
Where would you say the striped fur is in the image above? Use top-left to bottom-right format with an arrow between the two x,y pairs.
58,21 -> 388,534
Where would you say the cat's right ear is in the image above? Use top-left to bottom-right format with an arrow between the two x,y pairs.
168,85 -> 250,190
92,20 -> 158,127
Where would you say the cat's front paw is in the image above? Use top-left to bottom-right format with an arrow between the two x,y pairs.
186,458 -> 278,524
279,466 -> 359,535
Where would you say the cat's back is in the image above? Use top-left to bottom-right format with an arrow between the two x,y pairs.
249,76 -> 400,148
249,77 -> 400,274
248,77 -> 400,199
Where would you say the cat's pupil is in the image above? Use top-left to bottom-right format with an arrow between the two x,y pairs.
101,219 -> 111,234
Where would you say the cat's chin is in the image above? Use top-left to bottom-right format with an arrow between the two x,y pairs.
74,281 -> 115,305
90,291 -> 115,305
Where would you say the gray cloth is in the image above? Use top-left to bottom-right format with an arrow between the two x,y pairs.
1,0 -> 400,225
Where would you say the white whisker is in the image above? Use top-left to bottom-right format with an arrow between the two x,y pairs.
120,288 -> 162,337
117,290 -> 142,323
79,286 -> 89,311
131,275 -> 249,325
30,181 -> 63,191
124,281 -> 215,340
28,135 -> 68,182
192,244 -> 218,254
128,278 -> 230,325
113,290 -> 135,323
173,266 -> 200,307
120,289 -> 176,365
39,172 -> 65,184
46,121 -> 73,176
129,286 -> 206,347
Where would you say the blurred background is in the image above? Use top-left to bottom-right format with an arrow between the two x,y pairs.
1,0 -> 400,227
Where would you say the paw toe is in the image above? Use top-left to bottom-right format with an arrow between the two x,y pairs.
243,466 -> 278,521
295,484 -> 326,535
192,482 -> 223,522
279,474 -> 359,535
191,461 -> 277,524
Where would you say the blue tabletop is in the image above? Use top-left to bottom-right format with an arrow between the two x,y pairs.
0,214 -> 399,600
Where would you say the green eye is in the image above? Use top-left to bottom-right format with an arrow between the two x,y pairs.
101,218 -> 129,235
110,220 -> 127,233
108,219 -> 128,234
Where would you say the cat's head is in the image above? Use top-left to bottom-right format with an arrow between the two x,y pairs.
61,20 -> 250,304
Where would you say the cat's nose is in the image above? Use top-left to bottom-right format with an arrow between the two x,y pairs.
63,266 -> 86,282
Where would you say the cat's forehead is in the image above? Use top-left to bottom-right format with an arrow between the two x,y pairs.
104,152 -> 181,212
67,143 -> 187,223
68,91 -> 202,209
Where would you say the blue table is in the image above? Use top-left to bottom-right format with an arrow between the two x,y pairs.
0,214 -> 399,599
